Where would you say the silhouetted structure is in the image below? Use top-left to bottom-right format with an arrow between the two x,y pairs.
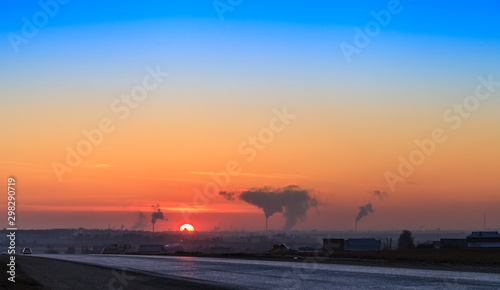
235,185 -> 318,231
151,204 -> 166,233
346,239 -> 381,251
467,231 -> 500,248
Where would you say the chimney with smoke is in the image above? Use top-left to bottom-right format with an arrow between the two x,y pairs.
355,202 -> 374,231
353,190 -> 387,231
220,185 -> 318,231
151,204 -> 167,233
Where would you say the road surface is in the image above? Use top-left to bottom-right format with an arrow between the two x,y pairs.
33,254 -> 500,289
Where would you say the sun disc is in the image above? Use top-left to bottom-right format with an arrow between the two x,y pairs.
180,224 -> 194,232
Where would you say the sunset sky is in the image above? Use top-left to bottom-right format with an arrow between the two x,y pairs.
1,1 -> 499,232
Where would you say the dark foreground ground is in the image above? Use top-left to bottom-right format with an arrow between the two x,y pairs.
0,256 -> 233,290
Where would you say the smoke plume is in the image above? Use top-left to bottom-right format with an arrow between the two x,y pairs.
151,204 -> 167,232
372,190 -> 388,200
220,185 -> 318,231
219,191 -> 237,201
355,202 -> 374,224
131,212 -> 147,230
151,204 -> 166,224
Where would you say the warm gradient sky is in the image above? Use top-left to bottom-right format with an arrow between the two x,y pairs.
1,0 -> 499,232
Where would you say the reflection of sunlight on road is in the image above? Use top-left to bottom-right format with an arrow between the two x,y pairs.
176,256 -> 198,278
34,255 -> 500,289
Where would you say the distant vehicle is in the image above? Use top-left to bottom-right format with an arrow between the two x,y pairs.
22,248 -> 32,254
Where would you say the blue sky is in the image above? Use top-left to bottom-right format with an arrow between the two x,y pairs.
2,0 -> 500,106
2,1 -> 499,36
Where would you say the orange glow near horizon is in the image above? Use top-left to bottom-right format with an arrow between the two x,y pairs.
180,224 -> 195,232
2,19 -> 500,233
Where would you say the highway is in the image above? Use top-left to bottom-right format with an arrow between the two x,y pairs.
35,254 -> 500,289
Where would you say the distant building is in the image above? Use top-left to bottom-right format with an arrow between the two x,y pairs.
466,231 -> 500,248
101,244 -> 121,254
267,243 -> 297,255
345,239 -> 381,251
138,244 -> 167,255
323,239 -> 344,252
440,238 -> 467,249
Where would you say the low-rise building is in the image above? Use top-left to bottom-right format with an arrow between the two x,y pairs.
345,239 -> 381,251
466,231 -> 500,248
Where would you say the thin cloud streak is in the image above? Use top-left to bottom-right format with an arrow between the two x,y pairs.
0,160 -> 46,171
21,204 -> 259,213
187,171 -> 312,180
72,173 -> 200,184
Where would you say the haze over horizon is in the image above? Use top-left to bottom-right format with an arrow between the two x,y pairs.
1,0 -> 499,232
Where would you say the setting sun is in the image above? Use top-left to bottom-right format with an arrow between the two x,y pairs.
180,224 -> 195,232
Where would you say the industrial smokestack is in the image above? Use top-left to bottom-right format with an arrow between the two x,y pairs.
151,204 -> 167,233
219,185 -> 319,231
